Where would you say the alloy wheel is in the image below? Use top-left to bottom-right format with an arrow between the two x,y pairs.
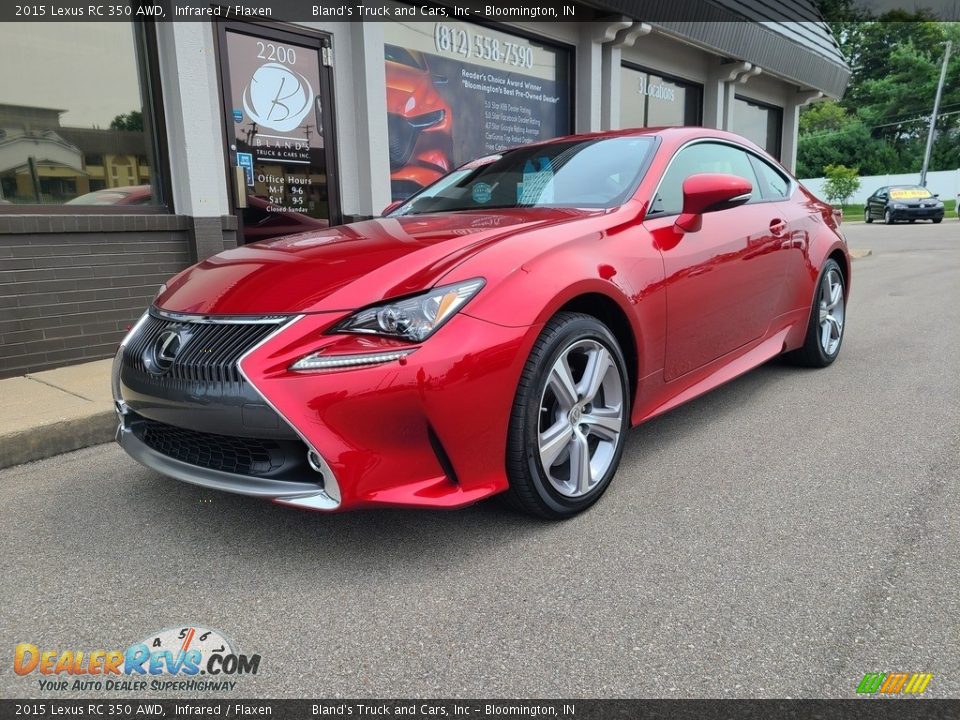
818,268 -> 845,356
537,339 -> 624,498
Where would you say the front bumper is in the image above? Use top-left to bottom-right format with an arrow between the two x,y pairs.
114,308 -> 534,511
888,207 -> 944,220
116,410 -> 339,510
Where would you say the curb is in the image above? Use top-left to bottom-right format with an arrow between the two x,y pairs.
0,410 -> 116,470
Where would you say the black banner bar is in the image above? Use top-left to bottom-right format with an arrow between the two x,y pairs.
2,700 -> 960,720
1,0 -> 959,23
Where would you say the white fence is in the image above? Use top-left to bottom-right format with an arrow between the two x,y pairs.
799,169 -> 960,205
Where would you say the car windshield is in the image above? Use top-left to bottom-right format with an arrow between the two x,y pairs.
392,136 -> 656,215
385,44 -> 424,70
889,186 -> 933,200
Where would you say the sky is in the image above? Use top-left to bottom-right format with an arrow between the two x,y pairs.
0,23 -> 143,129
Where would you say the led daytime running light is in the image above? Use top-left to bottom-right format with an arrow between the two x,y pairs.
291,349 -> 415,372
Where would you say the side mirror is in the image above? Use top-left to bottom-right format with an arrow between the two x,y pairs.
675,173 -> 753,232
381,200 -> 403,216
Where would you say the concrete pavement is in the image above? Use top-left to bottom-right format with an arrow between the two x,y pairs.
0,358 -> 115,469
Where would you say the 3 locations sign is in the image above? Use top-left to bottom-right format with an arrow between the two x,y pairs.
384,16 -> 570,199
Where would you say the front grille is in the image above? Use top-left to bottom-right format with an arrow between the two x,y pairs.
388,113 -> 419,169
123,312 -> 286,385
137,418 -> 294,477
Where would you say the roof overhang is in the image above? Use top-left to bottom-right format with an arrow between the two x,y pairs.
584,0 -> 851,98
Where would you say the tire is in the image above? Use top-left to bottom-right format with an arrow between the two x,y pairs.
504,312 -> 629,519
864,208 -> 872,224
933,217 -> 942,224
785,259 -> 846,368
884,209 -> 894,224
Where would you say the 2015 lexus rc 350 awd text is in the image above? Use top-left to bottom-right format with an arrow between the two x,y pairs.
113,128 -> 850,518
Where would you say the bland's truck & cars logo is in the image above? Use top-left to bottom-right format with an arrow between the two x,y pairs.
14,626 -> 260,693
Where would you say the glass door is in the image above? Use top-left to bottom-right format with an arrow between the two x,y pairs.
217,22 -> 340,243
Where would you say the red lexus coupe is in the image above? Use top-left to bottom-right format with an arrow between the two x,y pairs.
384,44 -> 454,201
113,128 -> 850,518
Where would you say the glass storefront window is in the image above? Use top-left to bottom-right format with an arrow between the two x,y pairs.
383,17 -> 572,200
0,22 -> 163,209
734,96 -> 783,159
620,64 -> 702,129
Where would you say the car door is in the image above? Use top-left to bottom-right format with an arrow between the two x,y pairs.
869,188 -> 887,219
644,141 -> 789,381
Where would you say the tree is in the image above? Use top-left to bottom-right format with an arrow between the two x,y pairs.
822,164 -> 861,206
110,111 -> 144,132
798,13 -> 960,176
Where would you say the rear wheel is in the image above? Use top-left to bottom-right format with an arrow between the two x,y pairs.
785,259 -> 846,368
505,312 -> 629,519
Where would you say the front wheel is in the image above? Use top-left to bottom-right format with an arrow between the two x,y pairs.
884,209 -> 894,225
933,217 -> 942,224
785,259 -> 846,368
505,312 -> 629,519
864,208 -> 873,224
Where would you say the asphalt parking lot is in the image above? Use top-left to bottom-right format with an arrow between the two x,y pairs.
2,220 -> 958,699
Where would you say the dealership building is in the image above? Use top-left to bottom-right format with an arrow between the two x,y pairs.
0,2 -> 850,377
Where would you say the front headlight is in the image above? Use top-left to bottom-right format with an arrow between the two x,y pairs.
892,203 -> 906,209
408,109 -> 446,128
332,278 -> 485,342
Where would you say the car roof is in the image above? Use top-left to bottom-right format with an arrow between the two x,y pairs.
514,126 -> 769,156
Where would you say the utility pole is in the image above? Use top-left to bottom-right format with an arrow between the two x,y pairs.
920,40 -> 952,187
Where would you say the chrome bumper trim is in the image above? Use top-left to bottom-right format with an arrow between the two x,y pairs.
237,315 -> 342,506
117,422 -> 340,510
150,307 -> 290,324
114,309 -> 343,511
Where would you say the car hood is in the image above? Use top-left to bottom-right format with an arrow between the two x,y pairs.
385,61 -> 442,116
155,209 -> 597,315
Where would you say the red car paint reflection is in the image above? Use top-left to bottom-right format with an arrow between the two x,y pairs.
385,44 -> 453,201
115,128 -> 850,518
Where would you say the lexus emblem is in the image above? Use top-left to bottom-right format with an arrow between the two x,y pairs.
150,329 -> 184,374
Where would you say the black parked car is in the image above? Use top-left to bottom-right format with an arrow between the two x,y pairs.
864,185 -> 944,224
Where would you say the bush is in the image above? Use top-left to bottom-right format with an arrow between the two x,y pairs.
822,164 -> 861,206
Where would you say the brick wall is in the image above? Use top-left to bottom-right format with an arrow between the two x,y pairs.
0,215 -> 235,379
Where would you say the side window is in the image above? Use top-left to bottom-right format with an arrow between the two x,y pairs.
750,156 -> 791,199
650,142 -> 760,216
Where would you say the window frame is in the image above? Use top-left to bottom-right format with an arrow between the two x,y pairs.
747,154 -> 792,201
733,94 -> 784,160
0,21 -> 171,216
645,137 -> 796,220
619,61 -> 704,129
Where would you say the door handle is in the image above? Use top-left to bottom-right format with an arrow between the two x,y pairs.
769,219 -> 786,237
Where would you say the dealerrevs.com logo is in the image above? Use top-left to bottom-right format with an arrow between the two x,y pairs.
14,626 -> 261,693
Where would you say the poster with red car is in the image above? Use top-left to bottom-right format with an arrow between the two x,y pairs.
384,20 -> 571,200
